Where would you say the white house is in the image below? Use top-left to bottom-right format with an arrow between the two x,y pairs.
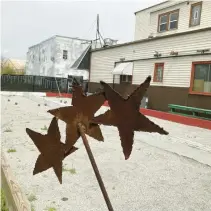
89,0 -> 211,111
25,35 -> 92,80
134,0 -> 211,40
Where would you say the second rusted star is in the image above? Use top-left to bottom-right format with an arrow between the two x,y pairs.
92,76 -> 169,160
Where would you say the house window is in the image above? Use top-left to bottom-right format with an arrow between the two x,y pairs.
190,62 -> 211,95
120,75 -> 132,84
153,63 -> 164,82
189,2 -> 202,27
159,15 -> 168,32
63,50 -> 68,60
158,10 -> 179,32
169,12 -> 179,30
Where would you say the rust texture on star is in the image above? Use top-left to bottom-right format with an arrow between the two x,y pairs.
26,117 -> 78,184
48,86 -> 105,149
92,76 -> 169,160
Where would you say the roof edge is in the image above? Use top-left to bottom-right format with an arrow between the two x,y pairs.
134,0 -> 168,14
28,35 -> 91,49
71,44 -> 91,69
55,35 -> 91,42
91,27 -> 211,53
28,36 -> 56,49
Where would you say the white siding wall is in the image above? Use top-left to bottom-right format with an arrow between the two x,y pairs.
135,1 -> 211,40
133,55 -> 211,87
134,10 -> 150,40
90,29 -> 211,87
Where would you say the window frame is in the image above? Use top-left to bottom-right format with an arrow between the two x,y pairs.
120,75 -> 132,84
189,61 -> 211,96
189,1 -> 202,27
153,63 -> 164,82
157,9 -> 179,33
63,50 -> 68,60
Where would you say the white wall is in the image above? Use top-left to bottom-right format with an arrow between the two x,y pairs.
25,37 -> 55,76
90,29 -> 211,87
133,55 -> 211,87
53,36 -> 89,77
25,36 -> 90,78
135,1 -> 211,40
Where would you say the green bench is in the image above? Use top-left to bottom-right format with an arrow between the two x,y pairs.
168,104 -> 211,120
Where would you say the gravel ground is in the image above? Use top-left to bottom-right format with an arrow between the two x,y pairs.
1,94 -> 211,211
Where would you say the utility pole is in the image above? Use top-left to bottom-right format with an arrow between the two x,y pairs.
95,14 -> 104,48
82,14 -> 105,49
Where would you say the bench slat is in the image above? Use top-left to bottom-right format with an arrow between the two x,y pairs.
168,104 -> 211,114
169,111 -> 211,121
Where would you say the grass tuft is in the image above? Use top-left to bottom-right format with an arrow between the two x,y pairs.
1,189 -> 9,211
41,125 -> 48,131
45,207 -> 57,211
62,164 -> 76,174
31,204 -> 35,211
7,148 -> 16,153
4,128 -> 12,132
28,193 -> 37,202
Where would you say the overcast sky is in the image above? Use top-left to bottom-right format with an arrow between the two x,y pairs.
1,0 -> 164,59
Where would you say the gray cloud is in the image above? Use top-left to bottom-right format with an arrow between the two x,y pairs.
1,0 -> 163,59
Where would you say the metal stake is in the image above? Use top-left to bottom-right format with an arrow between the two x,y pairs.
78,123 -> 114,211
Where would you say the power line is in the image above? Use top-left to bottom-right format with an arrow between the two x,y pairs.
81,17 -> 97,40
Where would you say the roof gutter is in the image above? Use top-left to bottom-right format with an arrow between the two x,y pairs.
114,52 -> 211,64
91,27 -> 211,53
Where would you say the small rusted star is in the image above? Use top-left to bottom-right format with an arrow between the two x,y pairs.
48,86 -> 105,148
92,76 -> 169,160
26,117 -> 78,184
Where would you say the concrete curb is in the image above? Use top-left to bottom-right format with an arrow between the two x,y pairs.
1,91 -> 46,97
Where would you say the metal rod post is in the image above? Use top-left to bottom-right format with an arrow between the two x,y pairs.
78,123 -> 114,211
54,76 -> 62,97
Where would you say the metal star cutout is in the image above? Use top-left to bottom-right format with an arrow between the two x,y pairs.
48,86 -> 105,148
26,117 -> 78,184
92,76 -> 169,160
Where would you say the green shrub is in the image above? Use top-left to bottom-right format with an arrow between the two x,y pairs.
1,66 -> 15,75
1,66 -> 25,75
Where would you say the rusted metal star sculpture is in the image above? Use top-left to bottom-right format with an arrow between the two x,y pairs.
47,86 -> 105,148
26,117 -> 78,184
92,76 -> 169,160
47,86 -> 114,211
25,77 -> 169,211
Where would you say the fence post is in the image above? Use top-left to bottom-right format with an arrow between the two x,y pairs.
32,76 -> 35,92
66,78 -> 69,93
